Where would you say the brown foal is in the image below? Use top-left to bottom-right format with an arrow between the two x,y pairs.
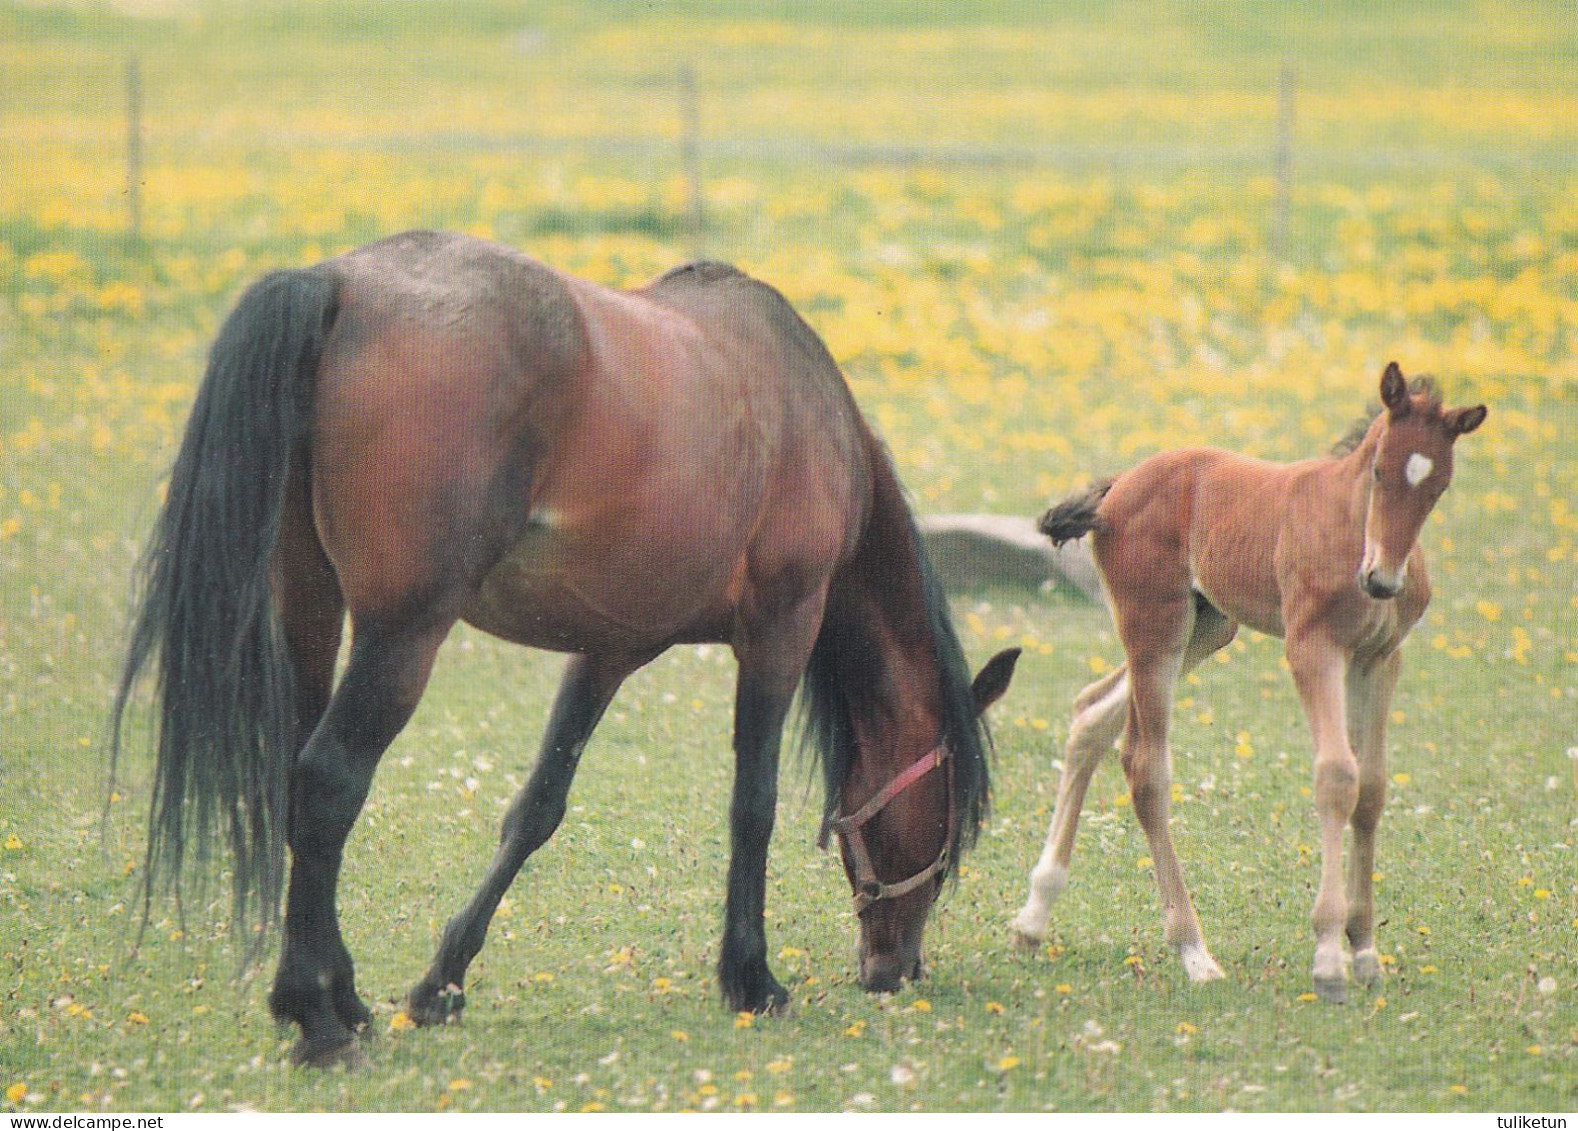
1011,363 -> 1485,1001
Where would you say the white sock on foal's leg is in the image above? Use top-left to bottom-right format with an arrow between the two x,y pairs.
1010,859 -> 1067,947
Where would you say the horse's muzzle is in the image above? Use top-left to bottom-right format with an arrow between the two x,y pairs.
859,948 -> 923,994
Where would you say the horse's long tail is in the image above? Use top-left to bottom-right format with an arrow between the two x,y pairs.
110,267 -> 339,939
1038,479 -> 1114,547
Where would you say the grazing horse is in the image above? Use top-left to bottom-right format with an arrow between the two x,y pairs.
1010,364 -> 1485,1001
111,230 -> 1018,1065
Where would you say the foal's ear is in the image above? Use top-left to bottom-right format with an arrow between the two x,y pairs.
1380,361 -> 1409,416
971,647 -> 1021,716
1446,404 -> 1488,437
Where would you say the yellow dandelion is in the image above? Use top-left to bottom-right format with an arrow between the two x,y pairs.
996,1055 -> 1020,1071
389,1011 -> 416,1032
986,1001 -> 1004,1014
734,1012 -> 754,1029
6,1083 -> 27,1104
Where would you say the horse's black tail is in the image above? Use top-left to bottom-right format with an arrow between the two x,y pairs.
110,267 -> 339,942
1038,479 -> 1114,547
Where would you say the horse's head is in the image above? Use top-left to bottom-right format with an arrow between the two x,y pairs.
834,647 -> 1018,992
1359,362 -> 1487,599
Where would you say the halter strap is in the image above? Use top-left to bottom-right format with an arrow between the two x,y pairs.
822,742 -> 954,915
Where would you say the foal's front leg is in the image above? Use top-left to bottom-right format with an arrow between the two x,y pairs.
1344,650 -> 1401,988
1287,634 -> 1360,1002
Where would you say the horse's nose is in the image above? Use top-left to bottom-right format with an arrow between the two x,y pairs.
859,942 -> 923,993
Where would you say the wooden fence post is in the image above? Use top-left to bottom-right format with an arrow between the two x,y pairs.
1272,63 -> 1296,261
126,53 -> 143,243
678,63 -> 706,260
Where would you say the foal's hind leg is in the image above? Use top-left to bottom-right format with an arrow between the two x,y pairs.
269,619 -> 451,1065
1010,665 -> 1129,949
407,651 -> 648,1026
1117,598 -> 1238,983
1344,649 -> 1401,989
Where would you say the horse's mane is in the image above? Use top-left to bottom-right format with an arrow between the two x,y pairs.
1330,374 -> 1443,456
797,433 -> 991,880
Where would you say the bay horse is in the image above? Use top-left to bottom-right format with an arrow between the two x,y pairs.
110,230 -> 1018,1065
1010,364 -> 1485,1001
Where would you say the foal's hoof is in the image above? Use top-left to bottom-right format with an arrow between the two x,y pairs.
1009,920 -> 1045,953
406,979 -> 467,1027
1352,950 -> 1383,986
1312,975 -> 1348,1005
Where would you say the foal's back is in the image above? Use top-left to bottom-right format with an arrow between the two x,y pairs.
1093,445 -> 1410,643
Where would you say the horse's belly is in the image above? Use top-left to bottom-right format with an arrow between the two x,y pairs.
463,522 -> 735,653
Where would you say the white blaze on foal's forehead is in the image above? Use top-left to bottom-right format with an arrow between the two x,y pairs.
1404,453 -> 1435,488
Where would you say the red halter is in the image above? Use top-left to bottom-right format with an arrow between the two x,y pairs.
822,742 -> 955,914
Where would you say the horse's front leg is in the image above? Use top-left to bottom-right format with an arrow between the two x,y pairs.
1345,649 -> 1401,988
719,595 -> 825,1014
407,651 -> 647,1026
269,621 -> 449,1065
1287,633 -> 1360,1002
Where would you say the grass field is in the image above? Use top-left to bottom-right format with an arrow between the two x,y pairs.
2,0 -> 1575,1113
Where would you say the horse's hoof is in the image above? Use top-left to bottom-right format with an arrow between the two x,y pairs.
722,975 -> 789,1016
1313,976 -> 1348,1005
292,1034 -> 366,1070
406,980 -> 467,1027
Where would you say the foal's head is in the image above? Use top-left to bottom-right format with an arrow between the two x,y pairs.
1358,362 -> 1487,599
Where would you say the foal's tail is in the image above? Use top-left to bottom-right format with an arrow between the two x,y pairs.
110,268 -> 339,939
1038,479 -> 1113,547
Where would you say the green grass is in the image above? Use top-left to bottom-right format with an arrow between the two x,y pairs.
2,0 -> 1576,1113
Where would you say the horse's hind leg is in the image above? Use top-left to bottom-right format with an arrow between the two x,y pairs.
275,467 -> 344,756
1010,665 -> 1129,948
269,617 -> 451,1065
1344,649 -> 1401,989
407,651 -> 647,1025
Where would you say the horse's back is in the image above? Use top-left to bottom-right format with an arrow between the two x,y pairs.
302,233 -> 870,652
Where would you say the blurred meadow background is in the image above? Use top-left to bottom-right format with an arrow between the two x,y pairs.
2,0 -> 1575,1113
